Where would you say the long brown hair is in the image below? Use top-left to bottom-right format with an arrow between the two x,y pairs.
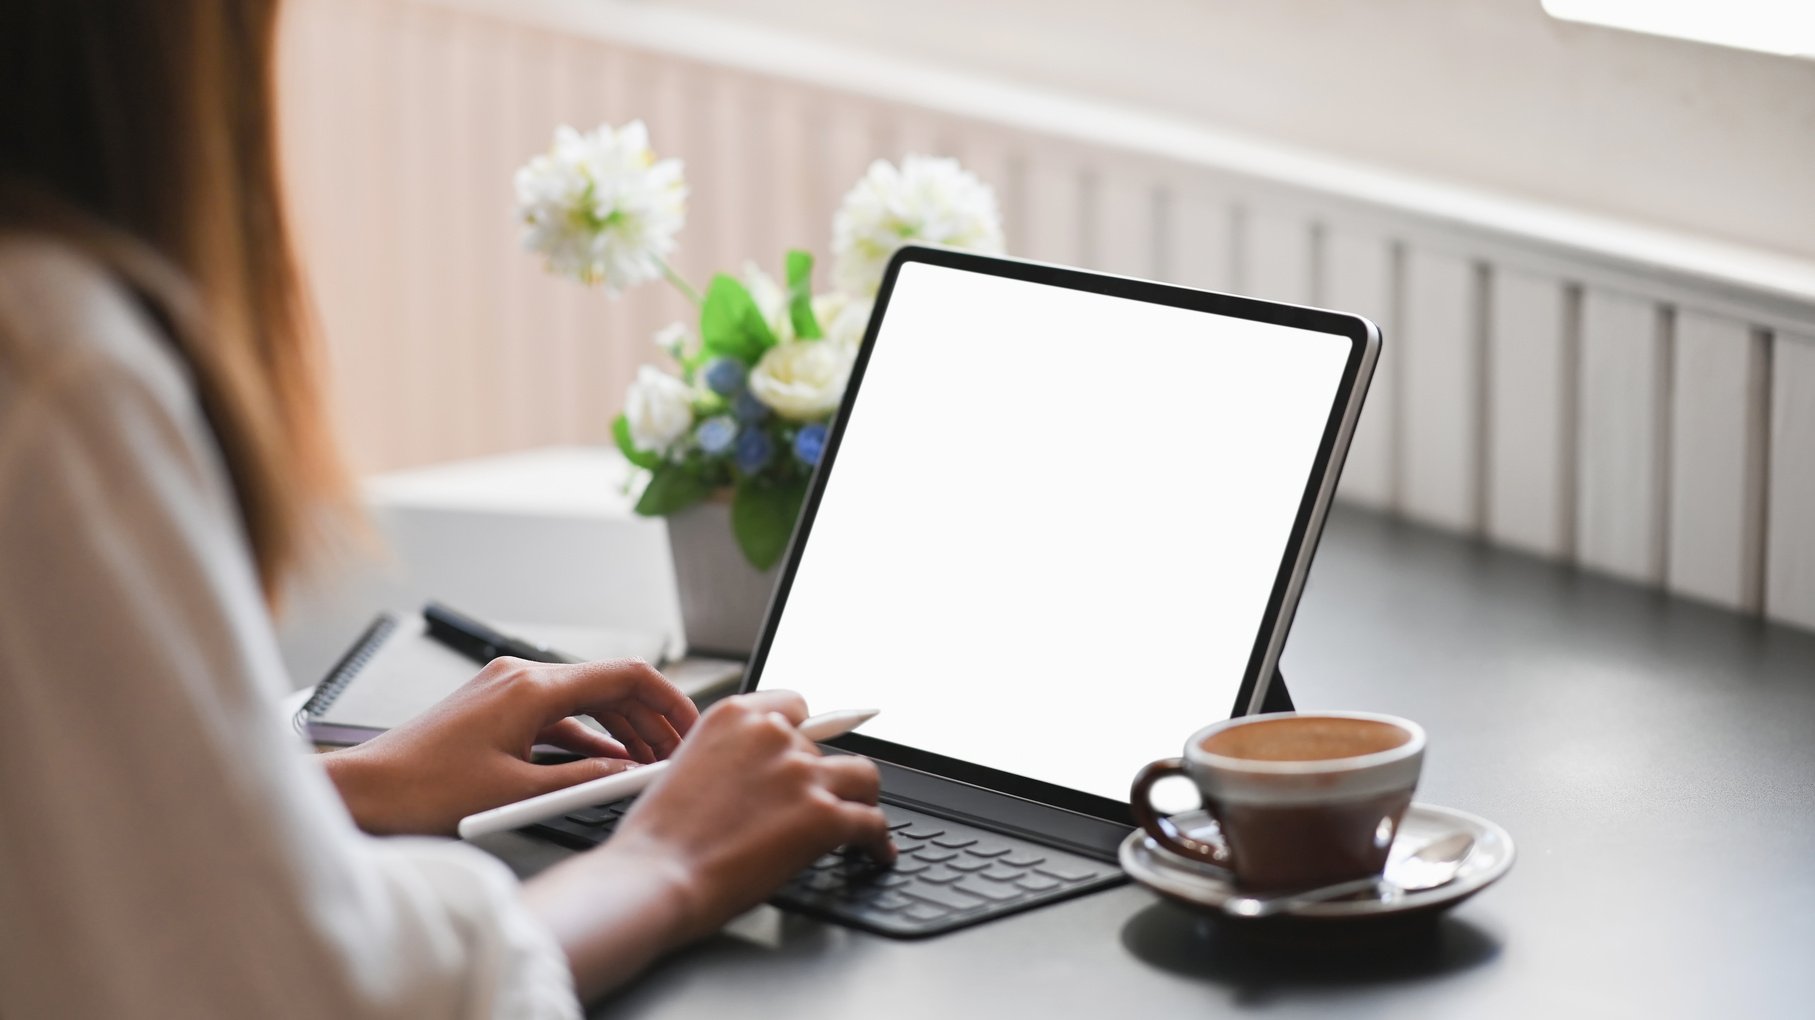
0,0 -> 351,602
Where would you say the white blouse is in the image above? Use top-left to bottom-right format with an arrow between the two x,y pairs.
0,236 -> 581,1019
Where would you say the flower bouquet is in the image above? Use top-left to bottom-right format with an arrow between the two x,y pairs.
515,120 -> 1004,574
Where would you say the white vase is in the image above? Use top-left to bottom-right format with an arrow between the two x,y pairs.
665,499 -> 779,658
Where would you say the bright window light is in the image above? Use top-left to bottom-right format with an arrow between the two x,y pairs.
1542,0 -> 1815,59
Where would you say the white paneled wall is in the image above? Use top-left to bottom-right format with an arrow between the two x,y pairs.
1486,270 -> 1571,558
1769,336 -> 1815,630
279,0 -> 1815,631
1577,291 -> 1668,585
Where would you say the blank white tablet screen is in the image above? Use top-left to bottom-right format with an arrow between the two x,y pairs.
758,260 -> 1353,803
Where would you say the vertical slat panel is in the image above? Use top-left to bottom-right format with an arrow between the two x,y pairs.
679,65 -> 738,284
1163,189 -> 1234,292
947,125 -> 1020,257
1324,230 -> 1397,509
1021,152 -> 1086,267
892,109 -> 949,160
1486,269 -> 1571,556
1767,333 -> 1815,630
764,85 -> 822,259
500,23 -> 569,452
703,69 -> 757,271
1399,250 -> 1480,531
1668,312 -> 1766,609
538,31 -> 594,448
1093,167 -> 1157,278
468,15 -> 530,453
1242,209 -> 1312,304
281,0 -> 371,458
346,0 -> 396,468
1577,290 -> 1668,584
819,95 -> 888,286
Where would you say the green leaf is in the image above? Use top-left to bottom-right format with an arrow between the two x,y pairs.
634,464 -> 713,517
731,478 -> 809,570
612,414 -> 661,471
699,274 -> 777,364
785,250 -> 822,339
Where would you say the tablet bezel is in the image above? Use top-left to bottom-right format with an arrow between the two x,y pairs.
741,245 -> 1380,826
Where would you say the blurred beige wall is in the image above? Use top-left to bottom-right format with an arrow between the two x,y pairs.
658,0 -> 1815,261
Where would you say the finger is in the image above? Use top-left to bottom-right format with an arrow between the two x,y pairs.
534,717 -> 633,760
518,756 -> 641,798
816,755 -> 882,806
541,659 -> 701,737
827,798 -> 896,865
731,689 -> 809,727
619,700 -> 684,760
596,710 -> 657,764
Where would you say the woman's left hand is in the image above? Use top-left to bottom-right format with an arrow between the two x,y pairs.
321,657 -> 700,836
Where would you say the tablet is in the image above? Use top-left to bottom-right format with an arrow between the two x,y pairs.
745,245 -> 1379,823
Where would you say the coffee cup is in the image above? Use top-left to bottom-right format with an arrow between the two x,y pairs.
1129,711 -> 1425,891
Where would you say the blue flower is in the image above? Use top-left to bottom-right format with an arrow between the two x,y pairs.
694,416 -> 737,456
793,423 -> 828,467
734,428 -> 773,474
733,389 -> 771,424
703,357 -> 746,397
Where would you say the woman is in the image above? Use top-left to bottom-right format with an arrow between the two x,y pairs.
0,2 -> 890,1015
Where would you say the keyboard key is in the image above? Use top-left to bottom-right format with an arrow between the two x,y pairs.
876,873 -> 914,888
907,884 -> 986,913
931,835 -> 977,849
1016,875 -> 1060,892
1001,852 -> 1046,868
905,903 -> 949,922
891,857 -> 930,874
811,854 -> 843,870
953,879 -> 1024,903
947,858 -> 991,873
871,891 -> 915,912
888,819 -> 914,831
1035,862 -> 1102,883
966,841 -> 1013,857
919,866 -> 963,884
981,866 -> 1025,883
914,848 -> 958,864
899,825 -> 945,840
565,809 -> 613,826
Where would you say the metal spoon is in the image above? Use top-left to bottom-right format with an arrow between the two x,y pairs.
1220,831 -> 1476,919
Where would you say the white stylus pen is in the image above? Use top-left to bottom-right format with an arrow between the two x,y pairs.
458,708 -> 881,841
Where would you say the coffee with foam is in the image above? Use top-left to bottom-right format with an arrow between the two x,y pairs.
1131,712 -> 1426,891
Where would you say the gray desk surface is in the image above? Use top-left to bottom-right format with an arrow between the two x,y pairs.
478,507 -> 1815,1018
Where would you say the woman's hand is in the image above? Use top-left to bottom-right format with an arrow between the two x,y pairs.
322,657 -> 699,836
522,690 -> 894,998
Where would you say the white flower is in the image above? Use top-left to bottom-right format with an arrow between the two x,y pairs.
813,292 -> 873,349
832,155 -> 1004,297
652,322 -> 690,360
514,121 -> 686,292
749,340 -> 856,421
624,365 -> 694,453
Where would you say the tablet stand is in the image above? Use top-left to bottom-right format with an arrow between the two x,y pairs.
1259,667 -> 1295,713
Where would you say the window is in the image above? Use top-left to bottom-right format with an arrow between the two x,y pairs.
1542,0 -> 1815,59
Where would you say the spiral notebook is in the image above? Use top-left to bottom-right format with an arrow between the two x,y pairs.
298,612 -> 744,745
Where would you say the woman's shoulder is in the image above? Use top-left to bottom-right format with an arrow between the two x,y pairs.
0,231 -> 197,427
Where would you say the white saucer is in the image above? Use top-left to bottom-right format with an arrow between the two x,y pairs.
1119,802 -> 1514,923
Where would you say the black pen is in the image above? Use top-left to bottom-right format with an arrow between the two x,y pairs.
422,601 -> 581,666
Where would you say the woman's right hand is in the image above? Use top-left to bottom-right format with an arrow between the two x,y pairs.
606,690 -> 896,941
521,689 -> 894,998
